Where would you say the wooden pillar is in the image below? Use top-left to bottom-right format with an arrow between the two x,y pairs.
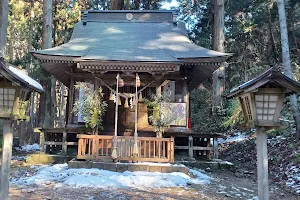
0,120 -> 13,200
67,76 -> 74,125
183,79 -> 190,128
256,127 -> 269,200
188,135 -> 193,158
62,130 -> 67,155
213,136 -> 219,159
40,131 -> 45,153
170,136 -> 175,162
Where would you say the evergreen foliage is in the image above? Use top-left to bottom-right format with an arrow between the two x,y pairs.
145,93 -> 177,137
73,83 -> 108,134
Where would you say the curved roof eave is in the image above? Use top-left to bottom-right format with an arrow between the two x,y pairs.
0,58 -> 44,93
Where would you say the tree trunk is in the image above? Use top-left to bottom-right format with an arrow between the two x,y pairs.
111,0 -> 124,10
277,0 -> 300,141
42,0 -> 53,129
212,0 -> 225,114
8,15 -> 14,62
0,0 -> 9,58
43,0 -> 52,50
27,0 -> 35,143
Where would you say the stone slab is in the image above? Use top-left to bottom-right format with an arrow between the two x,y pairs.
149,166 -> 162,172
138,165 -> 150,172
104,163 -> 117,172
92,162 -> 105,169
127,165 -> 141,172
68,160 -> 189,174
117,163 -> 128,172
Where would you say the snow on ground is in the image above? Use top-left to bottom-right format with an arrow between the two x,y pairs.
218,132 -> 250,144
11,155 -> 26,161
12,164 -> 211,189
15,143 -> 40,152
286,165 -> 300,194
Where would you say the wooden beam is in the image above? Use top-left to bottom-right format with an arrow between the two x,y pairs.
175,146 -> 213,151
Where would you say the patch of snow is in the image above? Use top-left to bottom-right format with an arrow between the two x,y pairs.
189,169 -> 211,184
12,164 -> 211,189
15,143 -> 40,152
286,165 -> 300,194
248,196 -> 258,200
11,155 -> 26,161
160,0 -> 180,10
218,132 -> 249,144
222,161 -> 234,165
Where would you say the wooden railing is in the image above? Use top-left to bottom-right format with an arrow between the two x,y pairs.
77,134 -> 174,163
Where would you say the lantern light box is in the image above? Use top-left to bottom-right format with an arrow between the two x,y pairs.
227,68 -> 300,127
0,58 -> 44,120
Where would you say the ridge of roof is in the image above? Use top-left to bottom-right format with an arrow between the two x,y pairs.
82,10 -> 179,13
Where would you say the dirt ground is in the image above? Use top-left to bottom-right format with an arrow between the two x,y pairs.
1,151 -> 299,200
7,165 -> 300,200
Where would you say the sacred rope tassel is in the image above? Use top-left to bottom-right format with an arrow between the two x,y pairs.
130,97 -> 133,109
113,93 -> 116,103
139,92 -> 143,102
109,91 -> 114,101
118,95 -> 122,105
124,98 -> 129,108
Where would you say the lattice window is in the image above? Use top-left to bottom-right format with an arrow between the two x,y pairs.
0,88 -> 15,112
255,94 -> 278,121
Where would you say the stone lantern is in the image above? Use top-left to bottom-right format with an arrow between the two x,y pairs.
227,68 -> 300,200
0,57 -> 43,200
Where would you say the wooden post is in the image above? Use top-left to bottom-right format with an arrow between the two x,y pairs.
183,79 -> 190,128
0,120 -> 13,200
132,73 -> 139,157
213,136 -> 219,159
256,126 -> 269,200
67,76 -> 74,125
40,131 -> 45,152
171,136 -> 175,162
111,74 -> 119,160
62,130 -> 67,155
188,135 -> 193,158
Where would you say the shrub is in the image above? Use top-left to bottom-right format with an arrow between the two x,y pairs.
25,153 -> 54,165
